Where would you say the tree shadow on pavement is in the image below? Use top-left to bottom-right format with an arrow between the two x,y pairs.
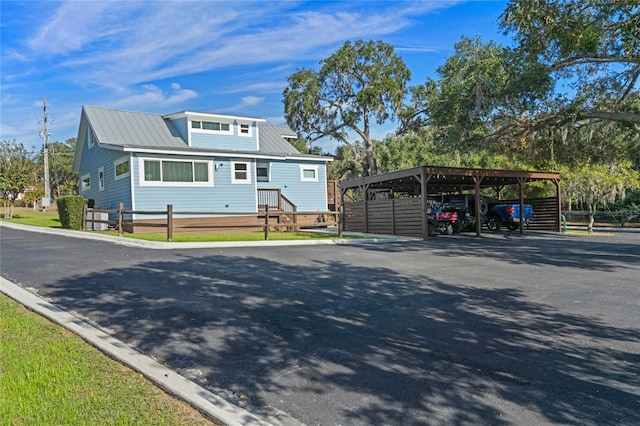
38,242 -> 640,426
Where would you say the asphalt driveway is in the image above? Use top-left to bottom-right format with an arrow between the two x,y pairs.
1,226 -> 639,425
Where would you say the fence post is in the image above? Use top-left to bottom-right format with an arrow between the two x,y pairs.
167,204 -> 173,242
118,203 -> 124,237
338,206 -> 343,238
264,205 -> 270,240
82,204 -> 87,231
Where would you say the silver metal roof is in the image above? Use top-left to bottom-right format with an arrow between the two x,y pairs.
259,124 -> 301,155
83,105 -> 187,149
82,106 -> 324,159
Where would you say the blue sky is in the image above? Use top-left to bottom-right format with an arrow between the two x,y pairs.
1,0 -> 509,154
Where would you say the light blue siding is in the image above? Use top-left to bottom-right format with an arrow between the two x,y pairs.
257,161 -> 327,212
170,117 -> 188,141
190,121 -> 258,151
77,119 -> 132,212
131,154 -> 257,219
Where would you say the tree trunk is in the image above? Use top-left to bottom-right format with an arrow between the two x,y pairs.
587,203 -> 596,233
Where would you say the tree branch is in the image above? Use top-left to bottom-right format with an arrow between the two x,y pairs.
551,56 -> 640,71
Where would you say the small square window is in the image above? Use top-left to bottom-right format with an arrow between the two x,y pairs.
231,162 -> 251,184
300,165 -> 319,182
191,121 -> 201,129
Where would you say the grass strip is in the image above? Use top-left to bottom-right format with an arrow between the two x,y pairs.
0,293 -> 215,425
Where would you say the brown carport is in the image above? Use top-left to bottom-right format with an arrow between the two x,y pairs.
339,166 -> 561,239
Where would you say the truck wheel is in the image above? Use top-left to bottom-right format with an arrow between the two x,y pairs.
508,224 -> 519,231
487,217 -> 501,231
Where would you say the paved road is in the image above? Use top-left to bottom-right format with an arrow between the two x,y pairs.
1,226 -> 639,425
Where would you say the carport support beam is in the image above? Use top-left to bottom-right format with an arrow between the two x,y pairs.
473,174 -> 483,237
419,169 -> 431,239
518,177 -> 526,234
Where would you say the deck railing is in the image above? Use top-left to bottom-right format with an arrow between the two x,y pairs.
82,203 -> 342,242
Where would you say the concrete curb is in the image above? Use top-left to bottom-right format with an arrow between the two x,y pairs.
0,221 -> 413,249
0,277 -> 273,426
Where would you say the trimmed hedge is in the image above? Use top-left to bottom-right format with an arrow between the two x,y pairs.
57,196 -> 86,230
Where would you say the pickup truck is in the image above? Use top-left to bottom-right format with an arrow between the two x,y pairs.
486,203 -> 533,231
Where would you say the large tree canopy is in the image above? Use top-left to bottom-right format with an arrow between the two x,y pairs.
283,40 -> 411,176
501,0 -> 640,125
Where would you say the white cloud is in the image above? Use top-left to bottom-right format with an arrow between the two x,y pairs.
31,1 -> 440,88
226,96 -> 266,112
109,83 -> 197,110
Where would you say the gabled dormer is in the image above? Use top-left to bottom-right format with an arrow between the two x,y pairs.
164,111 -> 266,152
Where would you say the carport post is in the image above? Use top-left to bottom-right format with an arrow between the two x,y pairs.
473,174 -> 483,237
420,168 -> 429,239
553,179 -> 562,232
518,177 -> 526,234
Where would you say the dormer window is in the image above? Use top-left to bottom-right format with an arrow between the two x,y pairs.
239,123 -> 252,137
191,120 -> 231,134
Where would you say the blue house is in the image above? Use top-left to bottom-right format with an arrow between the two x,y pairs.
72,105 -> 332,228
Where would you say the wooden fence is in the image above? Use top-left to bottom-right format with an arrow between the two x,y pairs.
343,196 -> 562,237
83,203 -> 342,242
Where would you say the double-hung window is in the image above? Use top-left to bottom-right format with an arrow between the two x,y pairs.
239,123 -> 251,136
98,167 -> 105,191
231,161 -> 251,184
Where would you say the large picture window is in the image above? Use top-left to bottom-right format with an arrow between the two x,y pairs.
139,158 -> 212,186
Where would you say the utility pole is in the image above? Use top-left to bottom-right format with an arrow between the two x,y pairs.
39,98 -> 51,211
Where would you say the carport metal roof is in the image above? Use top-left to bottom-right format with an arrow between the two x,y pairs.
340,166 -> 561,195
339,166 -> 562,237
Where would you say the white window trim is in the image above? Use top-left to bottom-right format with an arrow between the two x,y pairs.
300,165 -> 319,182
231,161 -> 252,184
138,157 -> 214,187
191,120 -> 233,135
98,167 -> 105,192
114,157 -> 130,181
80,173 -> 91,192
238,123 -> 252,137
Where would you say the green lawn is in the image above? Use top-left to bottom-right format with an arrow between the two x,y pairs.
0,209 -> 62,228
0,293 -> 215,425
